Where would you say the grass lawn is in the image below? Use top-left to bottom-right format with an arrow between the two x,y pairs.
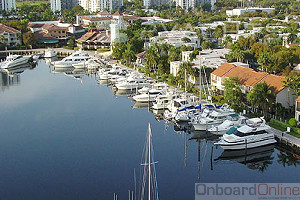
16,0 -> 48,7
97,48 -> 110,53
269,119 -> 300,138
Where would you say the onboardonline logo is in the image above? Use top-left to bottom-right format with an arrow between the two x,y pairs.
195,183 -> 300,200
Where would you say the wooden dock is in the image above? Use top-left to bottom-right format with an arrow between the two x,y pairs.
271,128 -> 300,153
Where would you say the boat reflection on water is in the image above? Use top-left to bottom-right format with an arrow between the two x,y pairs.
98,79 -> 110,85
114,89 -> 136,96
215,144 -> 275,172
51,67 -> 97,83
190,131 -> 220,142
2,63 -> 35,77
132,102 -> 151,109
44,57 -> 58,65
152,109 -> 165,121
51,67 -> 74,74
0,63 -> 35,92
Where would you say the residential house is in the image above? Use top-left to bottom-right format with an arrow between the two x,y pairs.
226,7 -> 275,16
182,51 -> 193,62
0,23 -> 21,47
135,51 -> 146,66
211,63 -> 296,108
76,29 -> 111,50
170,61 -> 182,77
76,11 -> 129,30
33,24 -> 70,44
149,31 -> 201,49
28,21 -> 85,41
296,97 -> 300,122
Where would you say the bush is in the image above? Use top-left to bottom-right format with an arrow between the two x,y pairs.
63,46 -> 74,50
269,119 -> 300,138
288,118 -> 297,127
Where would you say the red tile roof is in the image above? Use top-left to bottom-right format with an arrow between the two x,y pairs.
97,11 -> 110,15
0,23 -> 20,34
213,62 -> 288,94
124,15 -> 139,20
113,11 -> 121,16
260,74 -> 286,93
211,63 -> 236,77
28,23 -> 44,28
81,16 -> 112,21
78,30 -> 110,43
42,24 -> 67,31
136,51 -> 146,58
225,66 -> 268,86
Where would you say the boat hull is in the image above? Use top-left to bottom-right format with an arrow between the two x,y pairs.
1,57 -> 31,69
192,122 -> 222,131
216,137 -> 277,150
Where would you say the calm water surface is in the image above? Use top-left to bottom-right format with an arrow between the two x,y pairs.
0,60 -> 299,200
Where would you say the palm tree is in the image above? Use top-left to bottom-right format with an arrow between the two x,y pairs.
176,62 -> 194,89
123,44 -> 135,63
145,46 -> 158,75
247,82 -> 276,116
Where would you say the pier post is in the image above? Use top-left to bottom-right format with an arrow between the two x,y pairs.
245,139 -> 248,163
210,146 -> 213,171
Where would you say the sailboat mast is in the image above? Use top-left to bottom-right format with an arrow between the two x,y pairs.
185,69 -> 187,99
148,124 -> 151,200
199,52 -> 202,103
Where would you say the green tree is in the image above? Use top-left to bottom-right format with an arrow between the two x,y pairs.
22,31 -> 37,48
283,73 -> 300,96
257,50 -> 272,72
247,82 -> 276,115
123,43 -> 135,63
202,40 -> 214,49
182,37 -> 191,42
112,42 -> 126,59
223,76 -> 242,106
145,45 -> 159,75
213,25 -> 223,45
176,62 -> 195,89
67,38 -> 75,48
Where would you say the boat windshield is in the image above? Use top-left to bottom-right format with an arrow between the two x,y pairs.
233,130 -> 245,137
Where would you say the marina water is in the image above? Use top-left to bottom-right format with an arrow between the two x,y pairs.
0,60 -> 299,200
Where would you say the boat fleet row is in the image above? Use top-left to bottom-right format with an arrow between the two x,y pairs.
95,60 -> 277,151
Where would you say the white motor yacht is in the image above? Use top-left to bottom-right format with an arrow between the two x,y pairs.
44,49 -> 57,58
0,55 -> 32,69
214,117 -> 277,150
72,59 -> 100,69
191,109 -> 236,131
99,66 -> 123,80
132,89 -> 165,102
208,114 -> 247,135
52,50 -> 89,68
115,77 -> 150,90
152,92 -> 180,110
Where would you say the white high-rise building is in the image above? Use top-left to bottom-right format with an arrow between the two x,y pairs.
173,0 -> 216,11
174,0 -> 195,10
50,0 -> 78,12
80,0 -> 123,12
0,0 -> 16,11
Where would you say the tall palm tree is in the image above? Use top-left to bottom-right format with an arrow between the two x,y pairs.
247,82 -> 276,115
145,47 -> 158,75
123,44 -> 135,63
